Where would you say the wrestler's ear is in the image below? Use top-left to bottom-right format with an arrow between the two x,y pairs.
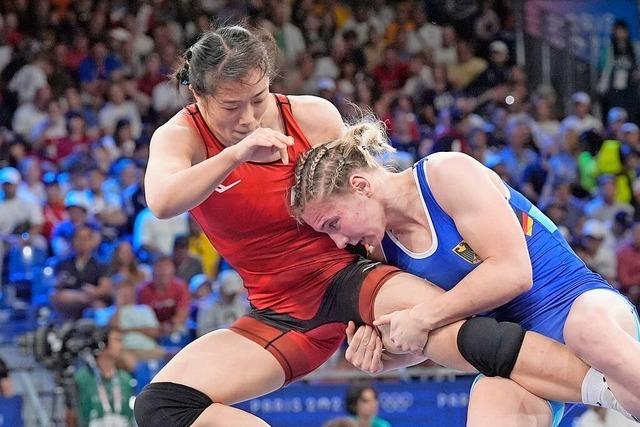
349,174 -> 372,197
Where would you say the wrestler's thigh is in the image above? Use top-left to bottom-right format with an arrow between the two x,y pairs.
152,328 -> 285,405
467,376 -> 553,427
373,272 -> 475,372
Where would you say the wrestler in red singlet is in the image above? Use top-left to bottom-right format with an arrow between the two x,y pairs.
182,94 -> 399,382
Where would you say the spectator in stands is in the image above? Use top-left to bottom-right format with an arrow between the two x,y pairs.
496,116 -> 539,189
267,2 -> 306,66
409,4 -> 442,54
98,82 -> 142,140
434,25 -> 458,65
71,327 -> 134,427
605,107 -> 628,140
7,52 -> 51,104
42,178 -> 67,241
468,40 -> 509,95
188,273 -> 215,337
109,240 -> 149,287
51,112 -> 90,165
372,46 -> 410,92
430,106 -> 469,154
0,166 -> 44,238
29,99 -> 68,149
196,269 -> 247,337
473,1 -> 501,46
133,204 -> 189,258
63,87 -> 99,138
137,53 -> 165,97
51,191 -> 100,258
577,219 -> 617,284
152,78 -> 190,123
598,20 -> 639,124
18,157 -> 45,204
611,210 -> 634,246
137,256 -> 190,338
541,180 -> 585,235
11,85 -> 52,143
77,40 -> 122,92
595,122 -> 638,204
111,280 -> 164,361
172,234 -> 202,283
345,384 -> 391,427
64,32 -> 90,73
560,92 -> 603,135
448,39 -> 487,90
0,356 -> 13,397
584,174 -> 634,223
51,225 -> 112,320
85,166 -> 127,233
616,221 -> 640,307
577,129 -> 602,194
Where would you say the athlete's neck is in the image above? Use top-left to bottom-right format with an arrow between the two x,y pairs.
379,169 -> 425,233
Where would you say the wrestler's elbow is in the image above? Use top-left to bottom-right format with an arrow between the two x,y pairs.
511,259 -> 533,293
146,191 -> 175,219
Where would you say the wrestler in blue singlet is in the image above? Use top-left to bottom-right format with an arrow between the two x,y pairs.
380,157 -> 640,425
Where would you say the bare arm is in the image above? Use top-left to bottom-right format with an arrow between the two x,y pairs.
288,95 -> 345,147
410,152 -> 533,330
144,123 -> 241,219
146,109 -> 294,219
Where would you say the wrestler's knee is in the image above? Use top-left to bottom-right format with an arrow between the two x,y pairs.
134,382 -> 213,427
564,297 -> 635,368
468,376 -> 555,427
457,317 -> 526,378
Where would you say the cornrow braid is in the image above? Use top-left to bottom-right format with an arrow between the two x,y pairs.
305,145 -> 330,199
289,119 -> 395,222
330,155 -> 347,193
291,151 -> 311,209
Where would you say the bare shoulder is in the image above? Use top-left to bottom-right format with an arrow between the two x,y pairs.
287,95 -> 345,146
425,152 -> 507,212
424,152 -> 484,207
150,111 -> 206,165
424,152 -> 477,179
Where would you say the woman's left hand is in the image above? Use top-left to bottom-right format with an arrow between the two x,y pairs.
374,308 -> 429,354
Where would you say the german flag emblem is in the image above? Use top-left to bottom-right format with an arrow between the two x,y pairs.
452,241 -> 482,264
520,212 -> 533,236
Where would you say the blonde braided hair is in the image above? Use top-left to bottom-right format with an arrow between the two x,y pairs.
289,119 -> 394,221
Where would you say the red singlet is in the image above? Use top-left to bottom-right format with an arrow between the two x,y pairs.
183,95 -> 357,319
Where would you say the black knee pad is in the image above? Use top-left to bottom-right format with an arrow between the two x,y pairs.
134,382 -> 213,427
456,317 -> 526,378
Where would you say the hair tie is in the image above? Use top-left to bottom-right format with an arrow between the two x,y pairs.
179,63 -> 190,86
184,49 -> 193,61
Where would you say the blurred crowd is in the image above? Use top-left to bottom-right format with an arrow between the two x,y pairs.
1,0 -> 640,424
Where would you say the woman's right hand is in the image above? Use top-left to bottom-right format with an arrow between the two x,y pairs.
228,128 -> 294,165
